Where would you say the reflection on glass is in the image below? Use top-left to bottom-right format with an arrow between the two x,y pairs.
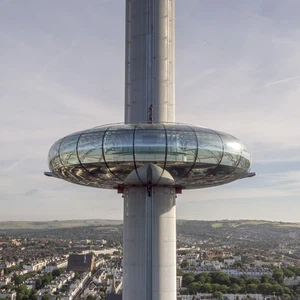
165,125 -> 197,181
78,131 -> 105,164
104,129 -> 134,162
134,125 -> 166,162
134,125 -> 166,183
219,133 -> 241,168
60,135 -> 80,166
194,128 -> 223,165
49,139 -> 63,172
237,142 -> 251,171
48,124 -> 252,189
104,127 -> 135,182
77,129 -> 116,182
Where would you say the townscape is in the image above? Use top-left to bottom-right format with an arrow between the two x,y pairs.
0,220 -> 299,300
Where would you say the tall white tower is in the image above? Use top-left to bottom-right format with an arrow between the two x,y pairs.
125,0 -> 175,124
123,1 -> 177,299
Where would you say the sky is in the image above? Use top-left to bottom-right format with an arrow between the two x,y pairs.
0,0 -> 300,222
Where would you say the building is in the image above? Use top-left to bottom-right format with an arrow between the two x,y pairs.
178,294 -> 268,300
289,232 -> 299,239
0,277 -> 11,287
222,268 -> 272,278
23,261 -> 46,272
0,291 -> 17,300
67,254 -> 95,273
224,259 -> 235,266
45,260 -> 68,273
177,276 -> 183,290
284,276 -> 300,286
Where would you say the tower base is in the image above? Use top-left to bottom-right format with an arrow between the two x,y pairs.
123,186 -> 176,300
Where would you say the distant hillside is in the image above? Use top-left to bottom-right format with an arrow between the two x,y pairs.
0,219 -> 122,230
177,219 -> 300,228
0,219 -> 299,250
176,220 -> 300,250
0,219 -> 299,231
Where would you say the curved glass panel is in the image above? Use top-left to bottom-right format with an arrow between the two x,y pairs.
178,127 -> 223,186
194,128 -> 223,165
77,129 -> 113,184
236,142 -> 251,172
60,135 -> 80,167
209,133 -> 243,184
134,124 -> 166,184
78,131 -> 105,164
58,166 -> 100,188
49,139 -> 63,174
103,126 -> 135,182
218,133 -> 241,168
165,125 -> 197,182
59,134 -> 98,186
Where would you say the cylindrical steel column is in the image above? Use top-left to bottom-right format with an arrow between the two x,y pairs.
123,187 -> 176,300
123,1 -> 176,299
125,0 -> 175,123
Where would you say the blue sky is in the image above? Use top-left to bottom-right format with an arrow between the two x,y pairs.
0,0 -> 299,222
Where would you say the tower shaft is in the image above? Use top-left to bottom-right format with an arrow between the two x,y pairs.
123,1 -> 176,299
125,0 -> 175,123
123,187 -> 176,300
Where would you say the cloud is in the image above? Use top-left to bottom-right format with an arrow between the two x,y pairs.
264,75 -> 300,88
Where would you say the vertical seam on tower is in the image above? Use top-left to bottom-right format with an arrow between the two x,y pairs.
125,0 -> 132,124
146,185 -> 153,300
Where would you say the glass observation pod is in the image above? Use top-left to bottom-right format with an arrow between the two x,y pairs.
46,123 -> 254,190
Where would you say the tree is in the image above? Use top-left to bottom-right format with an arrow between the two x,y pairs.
177,268 -> 184,276
35,278 -> 42,290
41,294 -> 50,300
16,292 -> 24,300
180,260 -> 189,269
270,283 -> 283,296
282,268 -> 295,278
188,282 -> 200,294
52,268 -> 62,278
245,283 -> 258,294
219,285 -> 228,293
16,285 -> 30,300
261,274 -> 272,283
14,274 -> 24,286
212,291 -> 223,300
257,283 -> 272,295
196,272 -> 211,283
283,287 -> 291,296
2,284 -> 14,290
200,283 -> 212,293
210,272 -> 230,285
228,283 -> 240,294
182,273 -> 195,287
273,269 -> 284,284
211,283 -> 221,293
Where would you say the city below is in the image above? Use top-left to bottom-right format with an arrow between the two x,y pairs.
0,219 -> 299,300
